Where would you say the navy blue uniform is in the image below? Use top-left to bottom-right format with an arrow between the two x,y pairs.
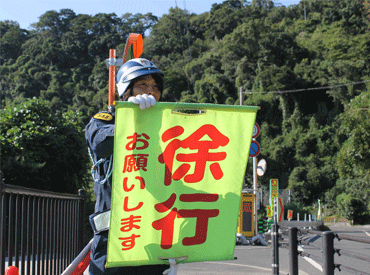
85,111 -> 168,275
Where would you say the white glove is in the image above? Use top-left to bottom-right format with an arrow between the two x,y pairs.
128,94 -> 157,110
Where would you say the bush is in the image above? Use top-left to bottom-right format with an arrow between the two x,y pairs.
336,193 -> 366,223
0,98 -> 90,193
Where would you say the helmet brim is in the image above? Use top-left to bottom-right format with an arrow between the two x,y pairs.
117,68 -> 164,98
120,68 -> 164,84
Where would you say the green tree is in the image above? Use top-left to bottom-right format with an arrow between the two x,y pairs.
205,0 -> 247,40
35,9 -> 77,36
0,98 -> 90,193
336,193 -> 366,222
0,21 -> 29,64
144,7 -> 193,57
119,12 -> 158,36
337,91 -> 370,179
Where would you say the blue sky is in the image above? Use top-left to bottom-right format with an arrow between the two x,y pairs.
1,0 -> 301,30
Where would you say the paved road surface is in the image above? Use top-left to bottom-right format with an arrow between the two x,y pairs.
82,225 -> 370,274
82,245 -> 317,274
177,225 -> 370,275
177,244 -> 319,275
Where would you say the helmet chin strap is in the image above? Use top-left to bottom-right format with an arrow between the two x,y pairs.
120,88 -> 133,102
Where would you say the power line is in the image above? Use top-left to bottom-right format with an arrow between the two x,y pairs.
243,80 -> 370,94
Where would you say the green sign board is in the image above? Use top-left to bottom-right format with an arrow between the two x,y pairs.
269,179 -> 279,216
106,102 -> 258,268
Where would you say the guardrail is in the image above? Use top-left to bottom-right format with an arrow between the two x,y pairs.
280,226 -> 370,275
0,183 -> 85,275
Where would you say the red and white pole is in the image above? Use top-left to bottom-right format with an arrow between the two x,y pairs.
108,49 -> 116,112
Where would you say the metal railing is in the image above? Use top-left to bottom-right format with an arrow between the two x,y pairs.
281,226 -> 370,275
0,182 -> 86,275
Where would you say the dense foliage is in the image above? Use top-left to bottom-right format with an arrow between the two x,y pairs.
0,98 -> 89,193
1,0 -> 369,222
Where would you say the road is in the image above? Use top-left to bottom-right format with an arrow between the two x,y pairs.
175,225 -> 370,275
177,245 -> 319,275
81,225 -> 370,274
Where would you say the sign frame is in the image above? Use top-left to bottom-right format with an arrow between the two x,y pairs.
106,101 -> 259,268
252,123 -> 260,138
249,140 -> 261,157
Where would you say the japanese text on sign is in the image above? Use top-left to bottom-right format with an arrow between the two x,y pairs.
118,133 -> 151,250
118,124 -> 229,251
158,124 -> 229,185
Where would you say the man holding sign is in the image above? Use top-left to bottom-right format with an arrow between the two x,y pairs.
86,48 -> 258,274
85,58 -> 168,274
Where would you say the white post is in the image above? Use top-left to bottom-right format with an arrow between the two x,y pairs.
240,87 -> 244,106
304,213 -> 307,229
274,197 -> 278,223
253,155 -> 258,235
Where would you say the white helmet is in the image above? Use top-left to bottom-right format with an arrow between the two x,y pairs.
116,58 -> 164,98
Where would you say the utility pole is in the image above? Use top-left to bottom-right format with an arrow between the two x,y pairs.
240,87 -> 258,235
253,154 -> 258,235
239,87 -> 244,106
240,87 -> 245,188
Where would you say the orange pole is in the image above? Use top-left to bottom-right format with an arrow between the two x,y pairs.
108,49 -> 116,108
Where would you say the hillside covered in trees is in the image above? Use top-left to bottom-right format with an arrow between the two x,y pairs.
1,0 -> 369,222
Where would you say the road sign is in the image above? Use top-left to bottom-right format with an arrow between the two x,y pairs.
238,193 -> 255,237
252,123 -> 260,138
267,205 -> 272,217
249,140 -> 260,157
288,210 -> 293,220
270,179 -> 279,216
279,197 -> 284,222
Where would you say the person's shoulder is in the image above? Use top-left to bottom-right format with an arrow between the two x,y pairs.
85,111 -> 115,143
85,111 -> 115,130
92,111 -> 114,122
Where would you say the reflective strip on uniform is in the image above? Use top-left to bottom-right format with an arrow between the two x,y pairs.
93,210 -> 111,232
